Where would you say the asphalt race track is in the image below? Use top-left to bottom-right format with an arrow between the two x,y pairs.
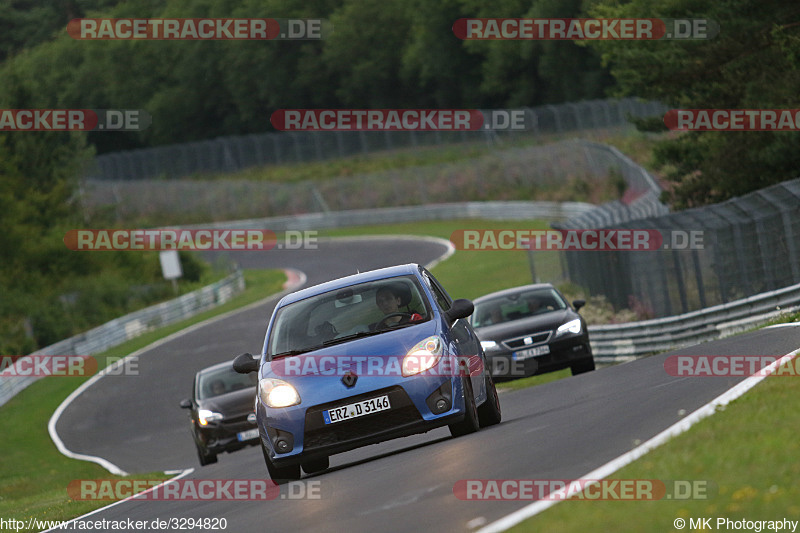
51,237 -> 800,532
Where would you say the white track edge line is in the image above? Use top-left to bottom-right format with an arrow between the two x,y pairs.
47,268 -> 307,476
40,468 -> 195,533
477,346 -> 800,533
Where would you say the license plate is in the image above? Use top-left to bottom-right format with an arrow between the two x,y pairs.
323,395 -> 391,424
514,344 -> 550,361
237,428 -> 259,441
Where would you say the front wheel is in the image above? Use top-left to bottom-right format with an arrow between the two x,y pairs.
262,442 -> 301,483
449,376 -> 480,437
196,446 -> 217,466
571,357 -> 595,375
477,373 -> 502,427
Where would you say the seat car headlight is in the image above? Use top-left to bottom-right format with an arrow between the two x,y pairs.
480,340 -> 499,351
402,336 -> 443,377
556,318 -> 582,337
198,409 -> 223,426
258,378 -> 301,408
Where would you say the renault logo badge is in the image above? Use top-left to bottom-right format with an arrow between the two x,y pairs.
342,370 -> 357,388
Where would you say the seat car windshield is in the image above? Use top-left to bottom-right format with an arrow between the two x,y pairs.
472,288 -> 567,327
198,367 -> 258,400
267,275 -> 431,357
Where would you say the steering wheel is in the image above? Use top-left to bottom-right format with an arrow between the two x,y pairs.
376,312 -> 412,330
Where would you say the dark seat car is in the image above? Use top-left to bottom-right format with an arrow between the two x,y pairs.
471,283 -> 594,379
180,361 -> 260,466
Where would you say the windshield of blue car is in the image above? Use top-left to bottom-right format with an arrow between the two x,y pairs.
197,366 -> 258,400
471,288 -> 567,327
266,275 -> 431,357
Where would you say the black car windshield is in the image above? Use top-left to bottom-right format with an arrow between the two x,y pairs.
197,366 -> 258,400
472,288 -> 567,327
266,275 -> 430,357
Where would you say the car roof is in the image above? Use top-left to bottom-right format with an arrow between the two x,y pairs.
197,360 -> 236,376
278,263 -> 421,306
472,283 -> 557,304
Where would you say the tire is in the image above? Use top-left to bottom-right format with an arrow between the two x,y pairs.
301,456 -> 330,475
261,442 -> 301,483
477,373 -> 502,427
196,446 -> 217,467
448,376 -> 480,437
571,357 -> 596,375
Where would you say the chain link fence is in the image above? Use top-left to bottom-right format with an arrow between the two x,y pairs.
553,179 -> 800,318
84,98 -> 666,181
81,137 -> 668,223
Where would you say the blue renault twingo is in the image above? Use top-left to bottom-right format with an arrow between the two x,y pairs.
233,263 -> 501,482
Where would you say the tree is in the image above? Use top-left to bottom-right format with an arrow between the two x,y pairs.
586,0 -> 800,208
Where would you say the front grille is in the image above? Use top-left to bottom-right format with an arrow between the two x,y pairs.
503,331 -> 552,349
220,413 -> 256,433
303,386 -> 422,451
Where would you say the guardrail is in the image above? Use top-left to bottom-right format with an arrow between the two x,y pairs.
0,270 -> 245,408
179,200 -> 598,231
589,282 -> 800,362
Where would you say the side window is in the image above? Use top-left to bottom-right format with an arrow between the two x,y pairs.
421,269 -> 452,312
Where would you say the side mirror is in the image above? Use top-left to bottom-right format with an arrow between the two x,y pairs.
446,299 -> 474,323
573,299 -> 586,312
233,352 -> 260,374
179,398 -> 192,409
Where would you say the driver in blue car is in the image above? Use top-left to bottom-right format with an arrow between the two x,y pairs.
372,284 -> 423,329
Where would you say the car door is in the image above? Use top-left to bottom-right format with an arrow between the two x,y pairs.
419,267 -> 485,401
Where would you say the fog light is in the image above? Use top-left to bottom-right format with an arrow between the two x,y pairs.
435,399 -> 449,412
276,439 -> 290,453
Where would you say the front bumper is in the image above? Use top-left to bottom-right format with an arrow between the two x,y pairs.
485,335 -> 592,379
260,378 -> 466,466
195,419 -> 260,455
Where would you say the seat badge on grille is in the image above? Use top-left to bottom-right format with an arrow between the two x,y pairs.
342,370 -> 357,388
524,336 -> 533,345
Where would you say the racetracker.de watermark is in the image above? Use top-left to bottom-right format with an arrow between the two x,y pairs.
67,18 -> 331,40
270,354 -> 485,378
0,355 -> 97,377
270,109 -> 535,131
452,18 -> 718,40
63,229 -> 318,251
665,109 -> 800,131
0,109 -> 150,131
453,479 -> 713,500
664,355 -> 800,377
449,229 -> 704,251
68,479 -> 326,501
0,355 -> 139,377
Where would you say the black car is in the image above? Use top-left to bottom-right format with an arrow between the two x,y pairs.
180,361 -> 260,466
471,283 -> 594,379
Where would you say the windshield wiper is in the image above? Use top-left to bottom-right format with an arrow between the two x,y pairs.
271,348 -> 315,358
321,330 -> 383,346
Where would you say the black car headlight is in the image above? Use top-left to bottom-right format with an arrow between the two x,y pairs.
198,409 -> 223,426
480,340 -> 501,351
555,318 -> 582,337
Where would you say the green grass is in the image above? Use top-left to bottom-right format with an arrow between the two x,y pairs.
198,142 -> 494,183
496,368 -> 574,392
193,127 -> 643,185
758,310 -> 800,329
509,362 -> 800,532
0,269 -> 286,530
